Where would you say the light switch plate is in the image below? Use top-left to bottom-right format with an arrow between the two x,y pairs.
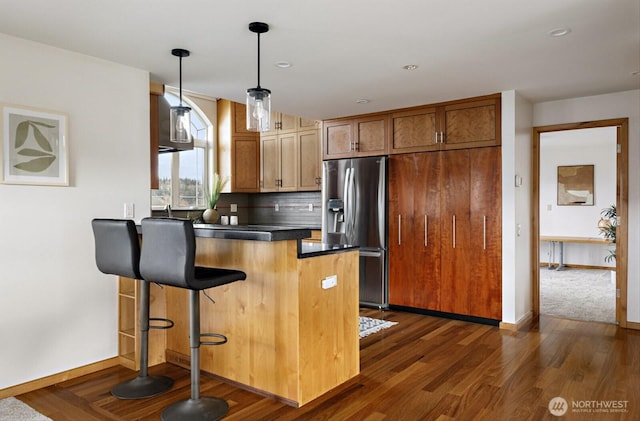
124,203 -> 134,219
322,275 -> 337,289
230,203 -> 238,213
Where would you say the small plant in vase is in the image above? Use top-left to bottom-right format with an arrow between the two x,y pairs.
597,204 -> 617,263
202,173 -> 228,224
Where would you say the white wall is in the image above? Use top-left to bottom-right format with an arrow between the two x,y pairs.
540,127 -> 617,267
533,89 -> 640,322
0,34 -> 150,389
501,90 -> 533,325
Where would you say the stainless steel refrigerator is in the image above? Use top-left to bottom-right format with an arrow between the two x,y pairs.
322,156 -> 387,307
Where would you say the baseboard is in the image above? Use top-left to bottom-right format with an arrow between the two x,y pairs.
0,357 -> 119,399
625,321 -> 640,331
539,263 -> 613,270
499,311 -> 534,331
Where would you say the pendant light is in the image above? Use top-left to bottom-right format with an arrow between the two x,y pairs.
170,48 -> 191,143
246,22 -> 271,132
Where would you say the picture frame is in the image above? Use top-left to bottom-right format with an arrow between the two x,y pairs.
1,103 -> 69,186
557,164 -> 594,206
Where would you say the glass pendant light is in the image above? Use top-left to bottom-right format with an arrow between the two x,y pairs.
246,22 -> 271,132
170,48 -> 191,143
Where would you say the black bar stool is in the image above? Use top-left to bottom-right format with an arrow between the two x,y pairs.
139,217 -> 246,421
91,218 -> 174,399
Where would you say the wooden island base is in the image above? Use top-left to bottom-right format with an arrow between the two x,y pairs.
163,237 -> 360,407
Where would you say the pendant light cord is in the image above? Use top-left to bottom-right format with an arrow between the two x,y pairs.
256,32 -> 261,89
179,55 -> 183,106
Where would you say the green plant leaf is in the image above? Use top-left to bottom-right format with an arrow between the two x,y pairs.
17,148 -> 55,157
13,156 -> 56,172
30,124 -> 53,152
15,121 -> 29,148
29,120 -> 56,128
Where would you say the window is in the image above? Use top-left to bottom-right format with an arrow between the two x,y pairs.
151,92 -> 212,210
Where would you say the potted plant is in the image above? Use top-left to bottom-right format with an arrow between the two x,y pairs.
598,204 -> 616,283
202,173 -> 228,224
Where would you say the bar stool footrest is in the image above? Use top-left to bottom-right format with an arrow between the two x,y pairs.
200,333 -> 227,346
150,317 -> 174,330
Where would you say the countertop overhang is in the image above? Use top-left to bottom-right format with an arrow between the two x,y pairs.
192,224 -> 312,241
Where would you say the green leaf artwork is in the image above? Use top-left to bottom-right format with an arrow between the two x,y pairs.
13,156 -> 56,172
15,121 -> 29,148
11,119 -> 58,173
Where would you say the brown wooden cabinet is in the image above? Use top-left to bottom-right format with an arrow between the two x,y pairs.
260,132 -> 298,192
298,129 -> 322,191
322,113 -> 389,159
390,94 -> 501,154
388,147 -> 501,320
260,114 -> 321,192
118,277 -> 167,370
218,99 -> 260,192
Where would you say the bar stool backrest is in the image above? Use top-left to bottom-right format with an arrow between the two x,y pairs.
139,217 -> 196,289
92,218 -> 142,280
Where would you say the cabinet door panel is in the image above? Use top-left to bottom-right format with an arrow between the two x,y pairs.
233,136 -> 260,192
279,113 -> 298,133
233,102 -> 252,135
443,98 -> 500,149
279,133 -> 298,191
440,149 -> 471,315
298,130 -> 321,191
469,147 -> 502,319
413,152 -> 442,310
324,121 -> 353,158
261,135 -> 278,192
388,155 -> 415,307
356,117 -> 388,155
392,108 -> 437,153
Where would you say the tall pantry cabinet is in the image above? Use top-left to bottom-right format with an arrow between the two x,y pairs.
388,146 -> 502,320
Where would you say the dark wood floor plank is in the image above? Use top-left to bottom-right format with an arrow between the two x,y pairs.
16,310 -> 640,420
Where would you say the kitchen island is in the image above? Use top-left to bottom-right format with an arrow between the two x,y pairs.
157,224 -> 360,407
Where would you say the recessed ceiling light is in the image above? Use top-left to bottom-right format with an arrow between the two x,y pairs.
355,99 -> 370,104
403,64 -> 419,71
275,61 -> 292,68
548,27 -> 571,37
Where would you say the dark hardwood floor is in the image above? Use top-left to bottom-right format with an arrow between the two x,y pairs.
17,308 -> 640,420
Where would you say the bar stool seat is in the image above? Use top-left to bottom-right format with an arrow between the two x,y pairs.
91,218 -> 174,399
139,217 -> 246,421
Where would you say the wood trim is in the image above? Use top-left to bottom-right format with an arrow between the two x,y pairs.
531,118 -> 628,327
499,311 -> 533,331
0,357 -> 119,399
625,321 -> 640,330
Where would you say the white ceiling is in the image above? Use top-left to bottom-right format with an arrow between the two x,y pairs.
0,0 -> 638,120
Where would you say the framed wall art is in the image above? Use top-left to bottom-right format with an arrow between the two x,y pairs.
557,164 -> 594,206
1,103 -> 68,186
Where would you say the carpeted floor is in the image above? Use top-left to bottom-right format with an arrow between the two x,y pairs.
0,397 -> 51,421
540,267 -> 616,324
359,316 -> 397,338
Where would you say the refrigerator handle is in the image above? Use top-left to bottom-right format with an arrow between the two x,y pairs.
347,166 -> 356,241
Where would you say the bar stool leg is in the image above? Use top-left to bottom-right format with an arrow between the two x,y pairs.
161,290 -> 228,421
112,280 -> 174,399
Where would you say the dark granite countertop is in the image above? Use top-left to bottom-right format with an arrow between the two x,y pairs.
192,224 -> 312,242
297,242 -> 358,258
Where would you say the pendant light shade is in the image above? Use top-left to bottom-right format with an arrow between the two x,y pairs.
246,22 -> 271,132
170,48 -> 192,143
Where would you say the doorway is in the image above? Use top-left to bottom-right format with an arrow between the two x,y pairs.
532,119 -> 628,326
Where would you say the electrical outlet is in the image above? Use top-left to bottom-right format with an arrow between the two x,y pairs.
308,203 -> 313,212
230,203 -> 237,213
321,275 -> 338,289
275,203 -> 279,212
124,203 -> 134,219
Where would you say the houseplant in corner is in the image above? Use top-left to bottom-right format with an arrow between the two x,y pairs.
202,173 -> 228,224
598,204 -> 616,283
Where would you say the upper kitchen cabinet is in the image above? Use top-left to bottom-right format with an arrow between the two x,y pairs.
218,99 -> 260,192
322,113 -> 390,160
390,94 -> 501,154
263,112 -> 320,135
297,129 -> 322,191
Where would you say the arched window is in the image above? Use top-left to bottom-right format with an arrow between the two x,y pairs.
151,91 -> 212,210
